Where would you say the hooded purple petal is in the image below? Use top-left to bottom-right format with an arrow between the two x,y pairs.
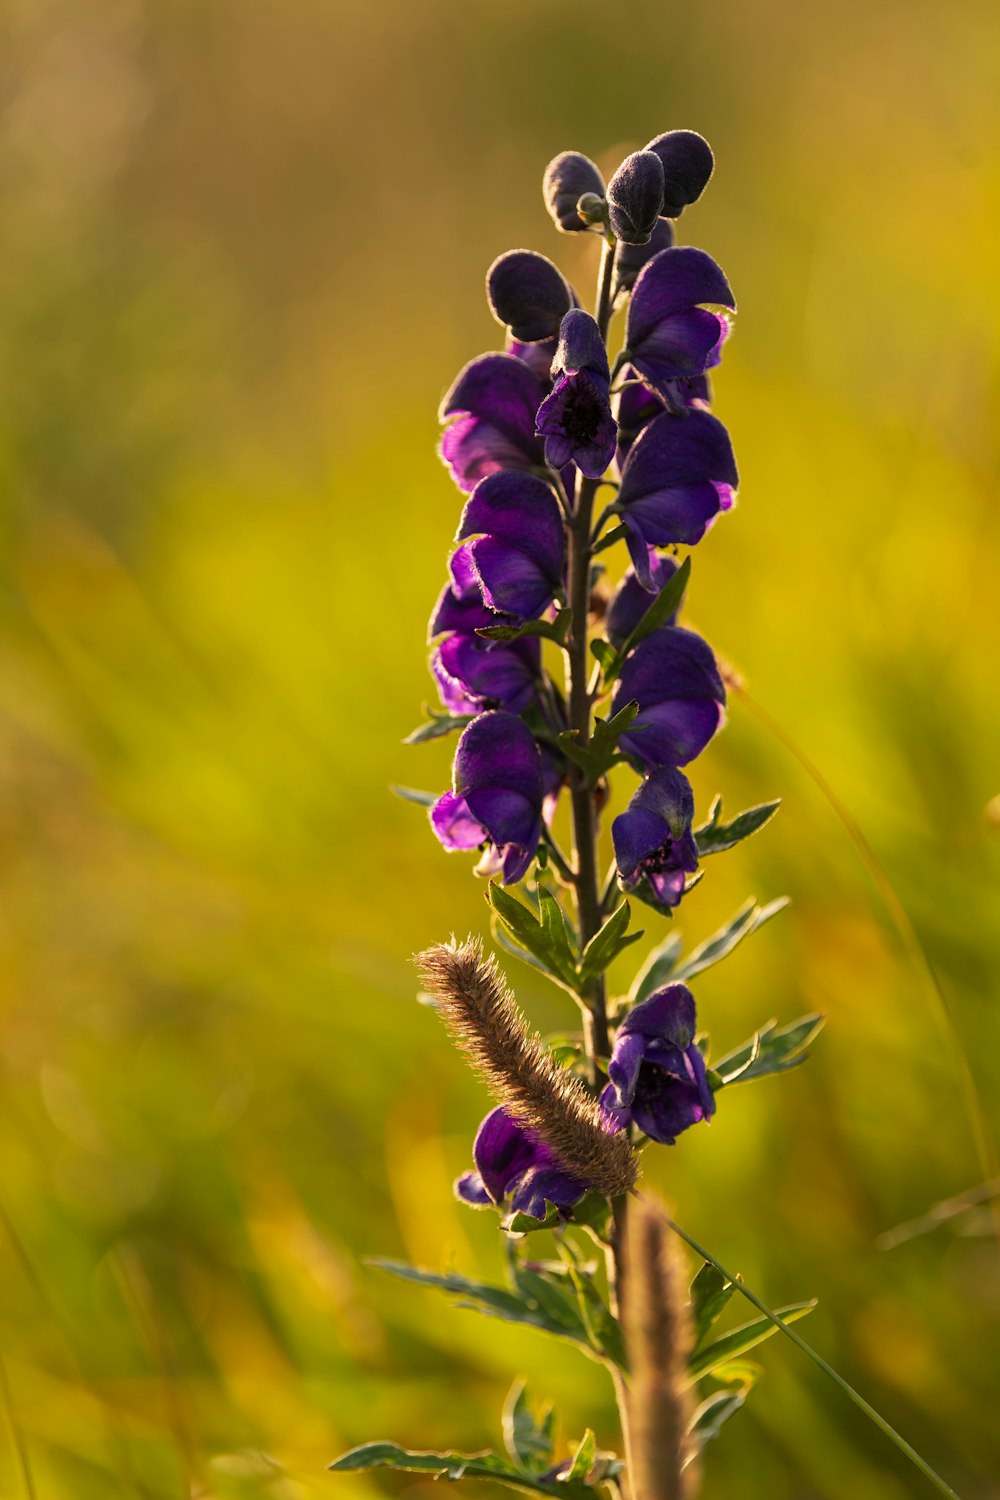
607,151 -> 665,245
612,768 -> 699,910
432,711 -> 544,883
457,470 -> 566,619
429,544 -> 499,638
439,354 -> 546,491
626,249 -> 735,395
535,310 -> 616,479
459,1106 -> 588,1219
604,983 -> 715,1146
487,250 -> 574,343
430,791 -> 487,852
616,409 -> 738,560
643,131 -> 714,218
433,633 -> 540,715
613,626 -> 726,768
543,151 -> 606,233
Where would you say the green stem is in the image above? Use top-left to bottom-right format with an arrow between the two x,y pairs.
662,1210 -> 964,1500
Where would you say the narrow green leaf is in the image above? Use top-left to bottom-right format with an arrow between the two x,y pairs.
686,1365 -> 759,1457
690,1261 -> 736,1347
629,932 -> 684,1003
403,714 -> 475,745
601,555 -> 691,688
539,890 -> 580,976
695,797 -> 781,856
366,1258 -> 589,1347
686,1301 -> 816,1382
558,700 -> 640,785
671,897 -> 789,984
487,883 -> 580,992
477,612 -> 571,648
713,1013 -> 826,1087
390,784 -> 437,807
563,1430 -> 596,1483
503,1382 -> 556,1476
592,522 -> 629,555
328,1442 -> 595,1499
579,902 -> 643,989
589,638 -> 617,677
566,1266 -> 628,1370
492,918 -> 554,979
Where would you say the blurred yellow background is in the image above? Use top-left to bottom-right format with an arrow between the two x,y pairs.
1,0 -> 999,1495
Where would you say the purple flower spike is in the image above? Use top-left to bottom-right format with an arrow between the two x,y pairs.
455,1107 -> 589,1220
439,353 -> 546,492
487,250 -> 574,344
616,409 -> 738,587
430,711 -> 544,884
625,248 -> 736,399
613,219 -> 675,299
607,151 -> 665,245
606,553 -> 683,648
543,151 -> 606,233
535,309 -> 617,479
600,985 -> 715,1145
612,626 -> 726,768
643,130 -> 714,218
612,767 -> 698,910
457,470 -> 565,620
433,633 -> 540,716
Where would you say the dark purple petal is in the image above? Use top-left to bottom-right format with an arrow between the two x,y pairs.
472,1107 -> 542,1203
536,364 -> 616,480
467,538 -> 558,620
613,626 -> 726,768
507,333 -> 558,382
626,249 -> 734,393
487,250 -> 574,343
429,544 -> 498,638
613,219 -> 675,297
612,769 -> 698,911
630,1052 -> 713,1144
457,471 -> 565,562
643,131 -> 714,218
621,985 -> 697,1046
439,354 -> 546,491
607,151 -> 665,245
606,554 -> 681,645
551,309 -> 610,381
430,791 -> 486,852
509,1163 -> 587,1219
543,151 -> 606,233
606,1031 -> 646,1108
433,633 -> 540,715
455,1171 -> 492,1206
599,1082 -> 631,1133
617,410 -> 738,553
453,711 -> 544,804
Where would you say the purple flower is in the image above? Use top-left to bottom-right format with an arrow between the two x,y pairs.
439,354 -> 546,492
607,150 -> 665,245
507,332 -> 559,383
433,633 -> 540,716
600,985 -> 715,1145
612,767 -> 698,910
456,1106 -> 588,1220
535,310 -> 617,478
428,544 -> 500,638
457,471 -> 566,620
611,626 -> 726,768
625,248 -> 735,400
613,219 -> 675,300
643,130 -> 714,219
542,151 -> 606,233
487,250 -> 574,343
616,409 -> 738,588
605,553 -> 683,649
430,711 -> 544,884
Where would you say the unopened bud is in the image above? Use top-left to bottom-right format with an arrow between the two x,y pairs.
542,151 -> 606,233
607,151 -> 665,245
643,130 -> 714,218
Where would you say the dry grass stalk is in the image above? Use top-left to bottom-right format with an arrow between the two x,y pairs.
415,937 -> 638,1200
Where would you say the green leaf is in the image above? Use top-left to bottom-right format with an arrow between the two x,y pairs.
592,522 -> 629,555
558,700 -> 640,786
671,897 -> 789,984
629,932 -> 684,1003
565,1264 -> 628,1370
491,918 -> 554,979
690,1261 -> 736,1347
578,902 -> 643,989
589,637 -> 618,676
695,797 -> 781,856
686,1365 -> 760,1456
503,1382 -> 556,1475
600,555 -> 691,687
487,883 -> 580,993
712,1013 -> 826,1087
563,1430 -> 595,1483
477,611 -> 571,648
366,1258 -> 590,1348
403,712 -> 475,745
686,1301 -> 816,1382
390,784 -> 437,807
504,1202 -> 562,1235
539,890 -> 579,979
328,1442 -> 595,1499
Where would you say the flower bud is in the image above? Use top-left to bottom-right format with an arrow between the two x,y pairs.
486,250 -> 574,343
607,151 -> 665,245
576,192 -> 608,227
643,130 -> 714,218
542,151 -> 606,232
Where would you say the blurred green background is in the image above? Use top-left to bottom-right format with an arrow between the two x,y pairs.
1,0 -> 999,1495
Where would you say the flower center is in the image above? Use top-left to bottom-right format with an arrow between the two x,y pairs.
561,385 -> 603,443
